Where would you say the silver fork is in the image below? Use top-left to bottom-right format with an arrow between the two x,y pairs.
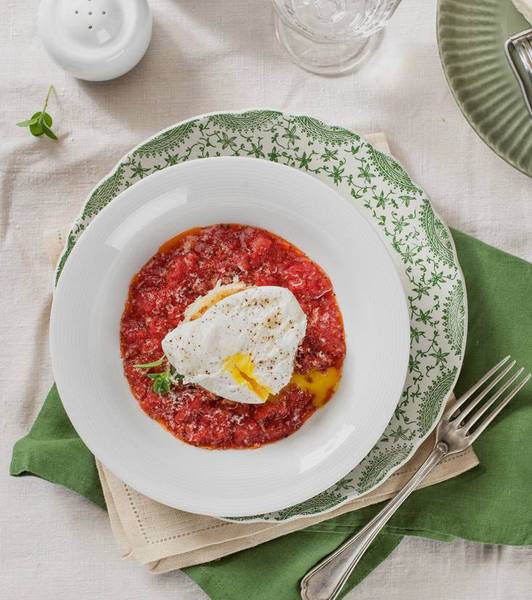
505,28 -> 532,117
301,356 -> 531,600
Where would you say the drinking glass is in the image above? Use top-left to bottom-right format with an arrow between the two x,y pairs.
272,0 -> 402,76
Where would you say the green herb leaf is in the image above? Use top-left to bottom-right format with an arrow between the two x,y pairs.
16,115 -> 40,127
134,356 -> 165,369
16,86 -> 58,141
133,355 -> 184,395
42,124 -> 58,140
152,373 -> 172,395
30,121 -> 44,137
173,372 -> 185,384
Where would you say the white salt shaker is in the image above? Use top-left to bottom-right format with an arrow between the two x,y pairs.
38,0 -> 152,81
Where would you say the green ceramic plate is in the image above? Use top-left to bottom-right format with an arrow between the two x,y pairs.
438,0 -> 532,177
55,110 -> 467,522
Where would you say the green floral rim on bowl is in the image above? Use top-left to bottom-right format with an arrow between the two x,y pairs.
438,0 -> 532,178
55,110 -> 467,522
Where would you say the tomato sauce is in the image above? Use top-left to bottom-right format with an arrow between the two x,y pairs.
120,224 -> 346,449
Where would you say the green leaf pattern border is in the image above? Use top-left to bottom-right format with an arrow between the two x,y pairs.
54,110 -> 467,523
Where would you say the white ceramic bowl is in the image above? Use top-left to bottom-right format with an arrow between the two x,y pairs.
50,157 -> 410,517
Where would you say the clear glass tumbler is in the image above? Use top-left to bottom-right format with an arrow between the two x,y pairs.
272,0 -> 402,76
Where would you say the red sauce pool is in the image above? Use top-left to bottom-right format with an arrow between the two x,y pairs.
120,224 -> 346,449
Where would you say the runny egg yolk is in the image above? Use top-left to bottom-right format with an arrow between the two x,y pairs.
223,355 -> 341,406
291,368 -> 340,407
223,353 -> 273,401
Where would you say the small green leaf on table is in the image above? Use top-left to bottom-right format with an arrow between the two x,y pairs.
17,85 -> 58,140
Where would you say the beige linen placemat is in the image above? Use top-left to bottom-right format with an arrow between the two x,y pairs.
46,132 -> 478,574
96,433 -> 477,573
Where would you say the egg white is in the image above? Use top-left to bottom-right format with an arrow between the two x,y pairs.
162,285 -> 307,404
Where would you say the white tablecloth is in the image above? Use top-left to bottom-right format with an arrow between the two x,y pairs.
1,1 -> 531,599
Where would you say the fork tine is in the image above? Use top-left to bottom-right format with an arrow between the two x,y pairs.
463,367 -> 524,432
516,43 -> 532,73
526,39 -> 532,63
459,359 -> 517,421
521,38 -> 532,60
525,45 -> 532,71
446,356 -> 512,418
468,373 -> 531,443
449,355 -> 511,408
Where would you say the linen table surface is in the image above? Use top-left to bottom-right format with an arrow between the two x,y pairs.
1,1 -> 531,599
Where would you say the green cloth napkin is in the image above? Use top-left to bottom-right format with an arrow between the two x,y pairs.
10,229 -> 532,600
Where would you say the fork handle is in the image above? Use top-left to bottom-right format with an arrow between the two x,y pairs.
300,442 -> 448,600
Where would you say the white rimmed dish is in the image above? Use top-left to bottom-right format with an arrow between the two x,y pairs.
50,156 -> 410,517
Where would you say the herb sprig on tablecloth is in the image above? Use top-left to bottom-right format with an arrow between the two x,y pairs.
17,85 -> 58,140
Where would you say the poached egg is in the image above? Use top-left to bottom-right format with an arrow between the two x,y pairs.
162,284 -> 307,404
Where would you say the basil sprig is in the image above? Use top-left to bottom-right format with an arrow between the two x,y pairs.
134,356 -> 184,395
